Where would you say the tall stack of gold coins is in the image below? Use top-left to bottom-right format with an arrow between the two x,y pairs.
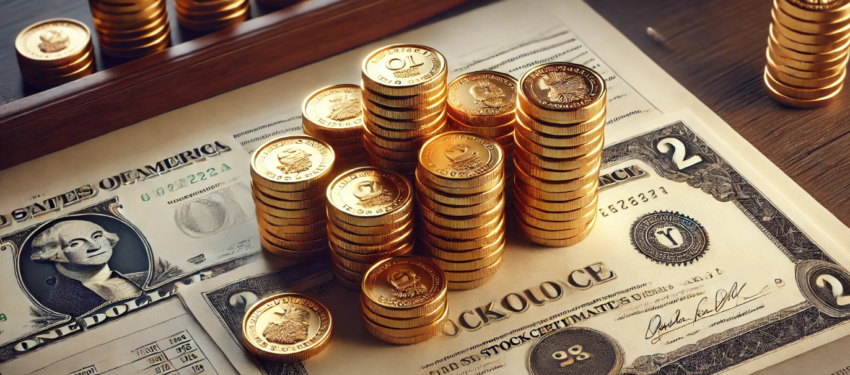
514,62 -> 605,247
765,0 -> 850,108
89,0 -> 171,58
361,256 -> 448,345
302,85 -> 367,173
241,293 -> 332,363
15,19 -> 96,88
446,71 -> 518,200
250,135 -> 335,260
176,0 -> 249,32
361,44 -> 448,181
326,167 -> 415,290
416,132 -> 506,290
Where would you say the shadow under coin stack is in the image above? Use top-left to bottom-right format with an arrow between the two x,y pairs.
302,84 -> 367,173
361,256 -> 448,345
765,0 -> 850,108
514,62 -> 606,247
250,135 -> 335,260
89,0 -> 171,59
446,71 -> 518,203
326,167 -> 415,290
416,132 -> 506,290
15,19 -> 95,89
176,0 -> 249,32
361,44 -> 449,182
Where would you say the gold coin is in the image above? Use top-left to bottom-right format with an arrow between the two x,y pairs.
447,71 -> 518,126
772,15 -> 850,45
16,19 -> 92,68
767,59 -> 846,88
765,49 -> 849,79
515,115 -> 604,148
423,235 -> 505,262
518,63 -> 606,124
521,213 -> 597,247
764,73 -> 842,108
363,137 -> 420,162
262,222 -> 327,241
176,3 -> 249,31
261,229 -> 328,251
768,34 -> 849,63
764,68 -> 845,99
415,173 -> 504,206
515,187 -> 597,212
333,261 -> 364,282
334,270 -> 362,291
251,135 -> 335,192
364,111 -> 446,140
91,1 -> 164,23
253,186 -> 325,210
98,28 -> 170,59
176,0 -> 245,21
92,0 -> 160,13
331,239 -> 414,263
777,0 -> 850,23
516,210 -> 596,239
429,242 -> 504,271
257,209 -> 325,226
94,10 -> 168,37
362,120 -> 446,150
517,105 -> 606,137
259,217 -> 327,235
327,218 -> 413,245
513,137 -> 603,171
98,23 -> 169,50
770,23 -> 850,55
415,169 -> 502,195
416,213 -> 504,241
517,207 -> 596,231
361,83 -> 446,108
21,59 -> 96,88
363,95 -> 446,120
328,228 -> 414,254
175,0 -> 239,12
241,293 -> 332,363
514,156 -> 600,181
418,223 -> 504,252
361,256 -> 447,318
302,128 -> 362,148
361,305 -> 448,338
773,2 -> 850,35
361,44 -> 447,96
329,210 -> 413,235
260,236 -> 328,260
768,41 -> 848,72
449,274 -> 496,290
514,158 -> 600,192
253,196 -> 325,218
326,166 -> 413,226
514,175 -> 598,201
418,131 -> 504,189
514,131 -> 603,159
417,192 -> 504,217
252,181 -> 324,200
444,257 -> 502,282
362,300 -> 447,329
514,193 -> 598,222
361,318 -> 440,345
448,115 -> 516,138
417,196 -> 505,230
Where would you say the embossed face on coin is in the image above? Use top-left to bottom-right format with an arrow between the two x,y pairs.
521,63 -> 605,110
251,136 -> 334,185
303,85 -> 364,129
364,257 -> 446,309
16,19 -> 90,63
420,132 -> 503,179
363,44 -> 446,88
327,167 -> 412,217
448,72 -> 517,115
242,294 -> 332,361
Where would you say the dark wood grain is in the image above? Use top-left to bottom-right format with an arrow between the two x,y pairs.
586,0 -> 850,227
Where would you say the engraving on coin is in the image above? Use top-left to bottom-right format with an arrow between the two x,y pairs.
521,64 -> 604,110
630,211 -> 708,266
420,133 -> 502,179
243,294 -> 332,359
262,302 -> 310,344
16,20 -> 91,62
277,148 -> 313,174
471,80 -> 507,107
252,136 -> 334,184
537,71 -> 591,104
353,180 -> 393,208
796,259 -> 850,317
327,93 -> 361,121
303,84 -> 364,132
448,71 -> 517,118
445,144 -> 485,172
526,327 -> 624,375
364,257 -> 444,309
38,29 -> 69,53
389,268 -> 428,299
363,44 -> 445,88
328,167 -> 411,217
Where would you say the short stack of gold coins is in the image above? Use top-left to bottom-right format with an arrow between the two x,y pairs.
15,19 -> 96,88
514,62 -> 605,247
360,256 -> 449,345
361,44 -> 449,182
302,84 -> 367,173
326,167 -> 416,290
446,71 -> 518,201
416,131 -> 506,290
176,0 -> 249,32
250,135 -> 335,260
765,0 -> 850,108
89,0 -> 171,59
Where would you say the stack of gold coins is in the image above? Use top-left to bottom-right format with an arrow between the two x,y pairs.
416,131 -> 505,290
241,293 -> 332,363
326,167 -> 415,290
446,71 -> 518,201
765,0 -> 850,108
176,0 -> 249,32
303,85 -> 367,173
15,19 -> 96,88
514,62 -> 605,247
256,0 -> 301,8
251,135 -> 335,260
360,256 -> 448,345
361,44 -> 449,181
89,0 -> 171,59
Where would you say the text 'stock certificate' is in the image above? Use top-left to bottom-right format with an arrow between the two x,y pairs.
180,111 -> 850,375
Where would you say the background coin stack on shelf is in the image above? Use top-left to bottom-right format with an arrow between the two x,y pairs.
176,0 -> 249,32
89,0 -> 171,59
360,256 -> 448,345
416,132 -> 506,290
250,135 -> 335,260
514,62 -> 605,247
302,84 -> 367,173
446,71 -> 518,203
326,167 -> 416,290
15,19 -> 95,88
764,0 -> 850,108
361,44 -> 448,182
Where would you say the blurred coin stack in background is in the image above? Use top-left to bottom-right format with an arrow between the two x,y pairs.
416,132 -> 505,290
361,256 -> 448,345
176,0 -> 249,32
765,0 -> 850,108
514,63 -> 605,247
15,19 -> 95,88
89,0 -> 171,58
361,44 -> 448,182
446,71 -> 518,204
302,84 -> 367,173
255,0 -> 301,8
326,167 -> 415,290
251,135 -> 335,260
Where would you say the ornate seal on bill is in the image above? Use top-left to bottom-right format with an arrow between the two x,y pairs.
630,211 -> 709,266
526,327 -> 624,375
796,259 -> 850,317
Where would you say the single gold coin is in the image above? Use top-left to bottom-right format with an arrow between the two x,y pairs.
449,274 -> 496,290
514,193 -> 598,222
513,136 -> 603,171
765,49 -> 848,79
364,110 -> 446,140
416,168 -> 502,195
764,73 -> 842,108
328,228 -> 414,254
773,2 -> 850,35
522,213 -> 597,247
764,68 -> 845,99
767,60 -> 846,88
768,34 -> 849,63
515,160 -> 600,192
417,196 -> 505,230
448,115 -> 516,138
444,257 -> 502,282
517,206 -> 596,231
362,300 -> 447,329
251,135 -> 335,192
518,63 -> 607,124
327,218 -> 413,245
423,235 -> 505,262
514,175 -> 598,201
361,256 -> 447,318
777,0 -> 850,23
329,210 -> 413,234
514,131 -> 603,159
447,71 -> 518,126
418,223 -> 504,252
429,242 -> 504,271
418,131 -> 504,189
257,209 -> 325,226
416,213 -> 504,241
417,192 -> 504,217
362,121 -> 446,150
770,23 -> 850,55
16,19 -> 92,68
260,236 -> 328,260
241,293 -> 332,363
363,137 -> 421,162
326,166 -> 413,226
364,146 -> 419,173
334,270 -> 362,291
361,44 -> 447,96
416,174 -> 504,206
331,239 -> 414,264
361,83 -> 446,108
361,305 -> 448,338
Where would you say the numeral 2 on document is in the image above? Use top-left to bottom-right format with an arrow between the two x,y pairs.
657,137 -> 703,170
